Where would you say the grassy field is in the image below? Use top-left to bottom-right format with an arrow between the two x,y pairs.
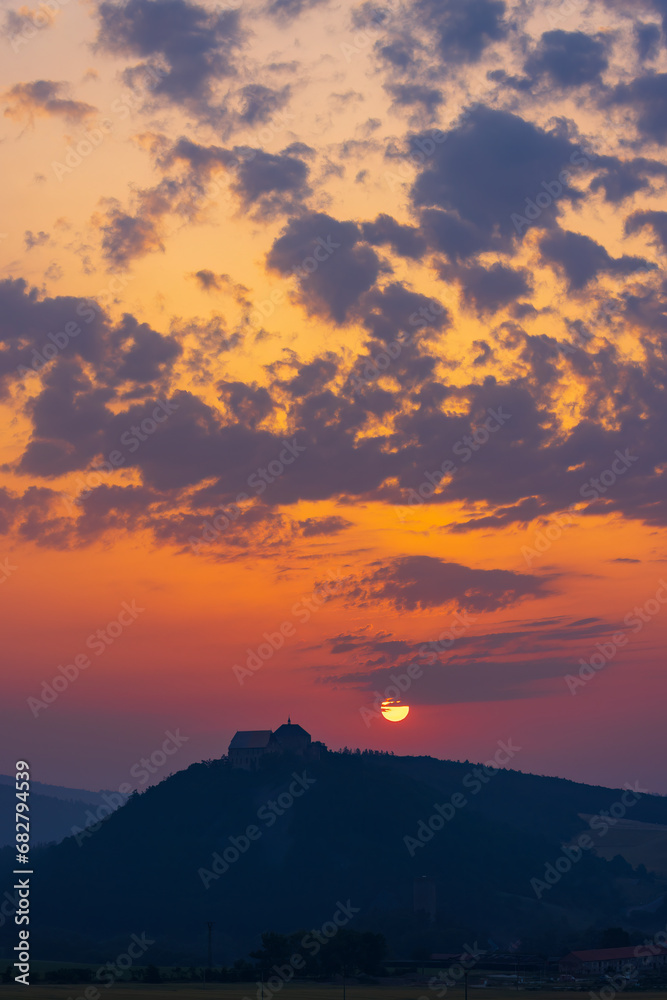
2,988 -> 667,1000
583,817 -> 667,877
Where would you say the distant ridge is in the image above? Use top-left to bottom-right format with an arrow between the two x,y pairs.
0,773 -> 105,805
0,775 -> 110,848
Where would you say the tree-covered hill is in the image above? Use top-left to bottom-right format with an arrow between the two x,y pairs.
2,750 -> 665,965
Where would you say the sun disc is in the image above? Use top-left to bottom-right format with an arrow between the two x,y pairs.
381,699 -> 410,722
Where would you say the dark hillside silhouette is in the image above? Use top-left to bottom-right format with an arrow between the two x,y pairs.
2,751 -> 665,965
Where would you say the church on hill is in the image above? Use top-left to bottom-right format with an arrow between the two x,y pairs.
228,720 -> 326,769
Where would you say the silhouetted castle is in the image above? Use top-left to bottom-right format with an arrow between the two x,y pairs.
228,719 -> 326,769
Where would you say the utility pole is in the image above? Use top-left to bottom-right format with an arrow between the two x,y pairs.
204,921 -> 213,986
465,969 -> 468,1000
207,921 -> 214,969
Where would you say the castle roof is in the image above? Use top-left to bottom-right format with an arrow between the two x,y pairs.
273,722 -> 311,746
229,730 -> 273,750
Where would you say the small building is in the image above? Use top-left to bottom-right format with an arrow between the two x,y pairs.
228,720 -> 325,769
227,730 -> 275,770
560,947 -> 667,975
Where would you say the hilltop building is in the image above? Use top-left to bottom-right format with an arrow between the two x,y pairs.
228,720 -> 325,769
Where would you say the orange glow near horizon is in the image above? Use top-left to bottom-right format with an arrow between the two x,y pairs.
1,0 -> 667,794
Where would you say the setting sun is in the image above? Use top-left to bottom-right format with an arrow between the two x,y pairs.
381,700 -> 410,723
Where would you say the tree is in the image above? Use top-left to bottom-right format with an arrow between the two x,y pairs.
357,931 -> 387,974
315,928 -> 387,977
250,930 -> 302,972
599,927 -> 630,948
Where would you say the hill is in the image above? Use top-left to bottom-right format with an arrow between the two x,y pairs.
0,775 -> 105,806
2,751 -> 667,965
0,781 -> 108,849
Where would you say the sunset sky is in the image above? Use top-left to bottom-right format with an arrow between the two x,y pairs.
1,0 -> 666,792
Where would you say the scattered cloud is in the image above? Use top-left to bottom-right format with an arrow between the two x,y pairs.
4,80 -> 95,123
